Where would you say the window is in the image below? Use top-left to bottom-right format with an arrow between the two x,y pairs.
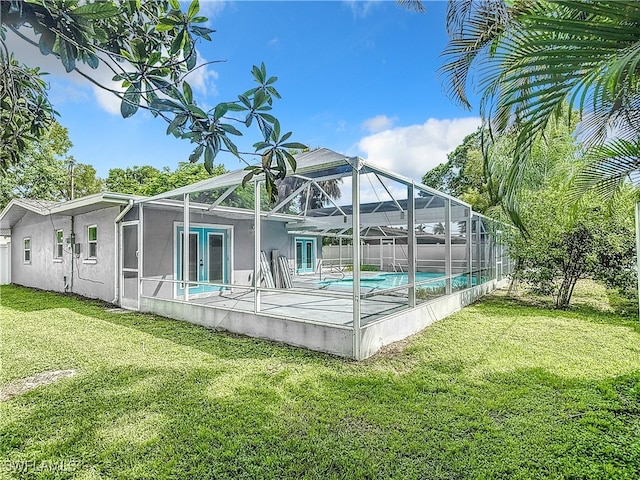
55,230 -> 64,258
88,225 -> 98,258
24,238 -> 31,263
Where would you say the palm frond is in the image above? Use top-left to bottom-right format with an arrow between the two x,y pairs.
439,0 -> 512,109
396,0 -> 426,13
572,138 -> 640,203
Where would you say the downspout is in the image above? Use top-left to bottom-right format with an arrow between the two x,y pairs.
113,200 -> 134,304
70,215 -> 75,293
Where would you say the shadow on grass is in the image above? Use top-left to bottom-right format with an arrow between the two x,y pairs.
1,285 -> 343,365
1,359 -> 639,479
1,285 -> 117,312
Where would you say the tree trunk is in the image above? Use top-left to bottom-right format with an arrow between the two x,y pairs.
555,273 -> 581,309
507,259 -> 521,296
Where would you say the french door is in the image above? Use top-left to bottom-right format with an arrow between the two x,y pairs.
176,226 -> 229,296
295,237 -> 316,274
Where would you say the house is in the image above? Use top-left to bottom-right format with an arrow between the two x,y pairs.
0,195 -> 132,299
0,148 -> 512,359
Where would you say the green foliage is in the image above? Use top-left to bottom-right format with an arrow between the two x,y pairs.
343,264 -> 380,272
105,162 -> 226,197
499,157 -> 636,309
104,162 -> 268,209
421,128 -> 497,213
430,106 -> 639,310
440,0 -> 640,209
416,285 -> 446,300
104,165 -> 163,196
0,56 -> 55,171
360,264 -> 379,271
276,176 -> 342,214
1,1 -> 305,201
2,284 -> 640,478
0,122 -> 102,209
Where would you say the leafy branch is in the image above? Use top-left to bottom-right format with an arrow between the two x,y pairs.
1,0 -> 306,201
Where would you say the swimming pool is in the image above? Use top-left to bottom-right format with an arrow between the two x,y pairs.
318,272 -> 472,290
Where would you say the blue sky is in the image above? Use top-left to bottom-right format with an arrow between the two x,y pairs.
8,1 -> 481,183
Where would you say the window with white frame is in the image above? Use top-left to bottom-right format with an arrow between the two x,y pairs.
55,230 -> 64,258
87,225 -> 98,258
24,237 -> 31,263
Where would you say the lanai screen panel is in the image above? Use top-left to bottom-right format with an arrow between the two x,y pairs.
134,148 -> 508,331
413,184 -> 449,303
450,200 -> 471,291
471,214 -> 494,286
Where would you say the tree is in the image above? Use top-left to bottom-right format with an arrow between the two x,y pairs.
104,161 -> 270,209
432,222 -> 446,235
67,161 -> 103,199
105,162 -> 225,197
480,107 -> 637,308
505,181 -> 636,309
276,176 -> 342,213
105,165 -> 164,196
0,121 -> 102,209
1,0 -> 305,201
421,128 -> 497,213
440,0 -> 640,211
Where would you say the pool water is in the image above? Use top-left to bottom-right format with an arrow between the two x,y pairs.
318,272 -> 472,290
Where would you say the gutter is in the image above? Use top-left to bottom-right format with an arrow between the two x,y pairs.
112,200 -> 134,304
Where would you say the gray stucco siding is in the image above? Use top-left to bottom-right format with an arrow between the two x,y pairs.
10,212 -> 71,293
9,207 -> 119,303
139,206 -> 295,297
72,206 -> 119,302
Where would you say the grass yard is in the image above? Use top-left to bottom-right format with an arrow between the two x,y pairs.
1,283 -> 639,479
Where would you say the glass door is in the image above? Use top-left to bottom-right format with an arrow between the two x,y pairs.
176,225 -> 229,297
295,238 -> 316,274
177,231 -> 202,295
207,232 -> 225,285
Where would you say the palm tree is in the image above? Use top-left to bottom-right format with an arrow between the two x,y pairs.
432,222 -> 446,235
276,176 -> 342,212
440,0 -> 640,211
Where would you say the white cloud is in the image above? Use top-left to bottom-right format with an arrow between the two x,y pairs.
7,28 -> 126,114
337,174 -> 410,209
185,50 -> 220,98
198,0 -> 226,19
356,117 -> 481,182
82,58 -> 126,115
343,0 -> 382,17
7,27 -> 222,117
361,114 -> 398,134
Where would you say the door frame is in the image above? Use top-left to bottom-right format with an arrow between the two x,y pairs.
173,222 -> 233,298
177,229 -> 202,295
206,231 -> 227,286
295,237 -> 317,274
119,220 -> 140,310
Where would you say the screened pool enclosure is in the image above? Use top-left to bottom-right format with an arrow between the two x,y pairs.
121,149 -> 512,359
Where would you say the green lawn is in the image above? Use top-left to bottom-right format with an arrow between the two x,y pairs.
1,284 -> 639,479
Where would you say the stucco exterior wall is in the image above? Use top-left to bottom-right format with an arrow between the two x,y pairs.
73,207 -> 119,301
0,240 -> 10,285
139,206 -> 294,299
9,207 -> 119,302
